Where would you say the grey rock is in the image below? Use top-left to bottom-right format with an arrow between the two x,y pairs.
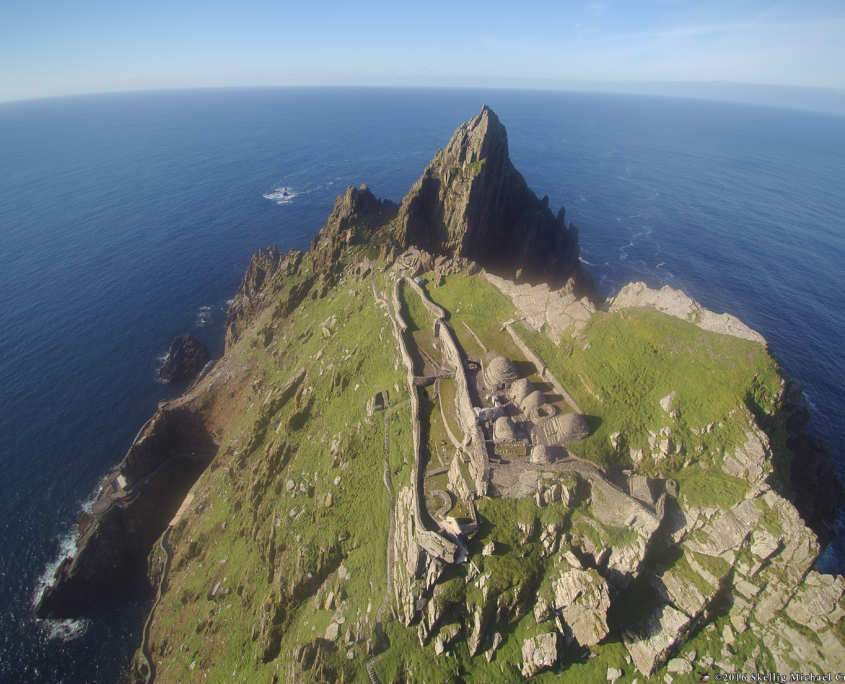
607,667 -> 623,682
520,632 -> 558,678
624,605 -> 690,676
667,657 -> 692,674
608,282 -> 766,344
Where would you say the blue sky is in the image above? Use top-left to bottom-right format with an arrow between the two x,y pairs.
1,0 -> 843,105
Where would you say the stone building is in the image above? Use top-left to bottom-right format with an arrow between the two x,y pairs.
482,354 -> 518,392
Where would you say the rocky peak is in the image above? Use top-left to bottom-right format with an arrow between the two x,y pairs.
395,106 -> 593,295
437,104 -> 506,168
311,184 -> 397,274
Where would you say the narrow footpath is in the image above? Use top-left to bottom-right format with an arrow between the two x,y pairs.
140,527 -> 172,684
139,475 -> 202,684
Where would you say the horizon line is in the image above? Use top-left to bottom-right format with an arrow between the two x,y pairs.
2,81 -> 844,117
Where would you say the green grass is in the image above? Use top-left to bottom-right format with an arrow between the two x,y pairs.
438,377 -> 464,445
674,467 -> 750,509
149,263 -> 409,683
516,308 -> 783,470
398,278 -> 435,333
147,264 -> 802,684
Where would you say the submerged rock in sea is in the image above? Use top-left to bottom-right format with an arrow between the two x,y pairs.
159,334 -> 211,383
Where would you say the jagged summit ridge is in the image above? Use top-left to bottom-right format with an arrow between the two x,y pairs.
304,106 -> 592,295
395,106 -> 590,292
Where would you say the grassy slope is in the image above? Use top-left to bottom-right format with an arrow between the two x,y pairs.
148,257 -> 790,684
150,256 -> 407,684
518,308 -> 783,507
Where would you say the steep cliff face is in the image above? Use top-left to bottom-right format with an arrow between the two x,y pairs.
310,184 -> 397,276
225,245 -> 285,348
395,106 -> 592,294
35,405 -> 218,619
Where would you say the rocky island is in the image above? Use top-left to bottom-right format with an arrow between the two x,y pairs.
37,107 -> 845,683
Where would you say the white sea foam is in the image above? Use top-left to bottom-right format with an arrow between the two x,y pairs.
263,186 -> 297,204
154,350 -> 170,384
33,532 -> 75,606
42,616 -> 91,641
33,485 -> 110,640
196,305 -> 212,327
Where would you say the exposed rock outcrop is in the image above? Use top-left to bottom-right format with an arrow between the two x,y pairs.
395,106 -> 594,293
607,282 -> 766,344
310,185 -> 398,277
538,565 -> 610,647
225,246 -> 308,348
159,334 -> 211,383
520,632 -> 558,677
484,271 -> 597,338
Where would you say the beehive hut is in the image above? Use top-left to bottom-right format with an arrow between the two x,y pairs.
537,412 -> 590,445
530,444 -> 555,464
509,378 -> 534,405
482,354 -> 519,392
493,415 -> 517,444
520,390 -> 546,415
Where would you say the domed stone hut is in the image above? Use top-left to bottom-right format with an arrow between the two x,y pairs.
482,354 -> 519,392
530,444 -> 555,464
493,415 -> 517,444
521,390 -> 546,414
536,412 -> 591,445
509,377 -> 534,405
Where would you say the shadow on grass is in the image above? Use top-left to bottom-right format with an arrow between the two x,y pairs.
583,414 -> 603,433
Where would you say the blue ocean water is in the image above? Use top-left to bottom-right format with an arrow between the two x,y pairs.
0,87 -> 843,682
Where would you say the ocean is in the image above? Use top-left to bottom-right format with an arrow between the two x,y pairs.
0,87 -> 843,682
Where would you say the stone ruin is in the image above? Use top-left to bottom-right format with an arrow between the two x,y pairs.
366,390 -> 388,416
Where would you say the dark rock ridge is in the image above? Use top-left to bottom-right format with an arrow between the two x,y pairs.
227,106 -> 596,350
779,380 -> 845,546
394,105 -> 592,293
35,405 -> 217,619
159,334 -> 210,383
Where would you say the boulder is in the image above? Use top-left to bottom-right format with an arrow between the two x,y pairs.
667,657 -> 692,674
520,632 -> 558,677
553,567 -> 610,646
624,605 -> 690,676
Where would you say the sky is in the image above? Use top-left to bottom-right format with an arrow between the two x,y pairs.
1,0 -> 844,110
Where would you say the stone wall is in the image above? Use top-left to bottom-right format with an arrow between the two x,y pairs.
386,278 -> 459,563
505,323 -> 584,415
437,318 -> 489,496
402,276 -> 446,319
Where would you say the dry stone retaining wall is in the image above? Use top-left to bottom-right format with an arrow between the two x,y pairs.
402,277 -> 446,319
505,323 -> 584,415
435,312 -> 489,496
384,277 -> 459,563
